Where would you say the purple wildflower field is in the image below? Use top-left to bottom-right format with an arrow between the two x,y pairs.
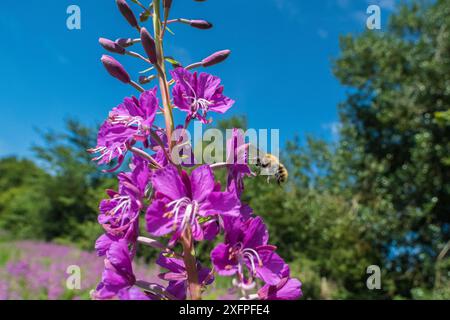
0,241 -> 160,300
0,241 -> 238,300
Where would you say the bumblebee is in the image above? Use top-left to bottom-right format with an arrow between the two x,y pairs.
256,153 -> 289,186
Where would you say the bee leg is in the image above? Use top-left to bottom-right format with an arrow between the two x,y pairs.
275,171 -> 283,186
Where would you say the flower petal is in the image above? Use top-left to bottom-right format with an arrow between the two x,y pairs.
254,250 -> 286,286
118,287 -> 152,300
258,277 -> 302,300
202,191 -> 241,217
95,234 -> 119,257
243,217 -> 269,248
156,255 -> 186,274
211,243 -> 237,276
166,280 -> 187,300
197,72 -> 221,100
190,165 -> 215,202
139,88 -> 158,127
146,199 -> 174,237
106,240 -> 133,275
151,165 -> 187,200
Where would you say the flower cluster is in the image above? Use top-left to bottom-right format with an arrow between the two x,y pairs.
90,0 -> 302,301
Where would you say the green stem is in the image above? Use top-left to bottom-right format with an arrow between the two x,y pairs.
181,227 -> 202,300
153,0 -> 174,150
152,0 -> 201,301
129,80 -> 145,93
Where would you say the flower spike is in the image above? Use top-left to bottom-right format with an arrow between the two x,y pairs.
91,0 -> 302,301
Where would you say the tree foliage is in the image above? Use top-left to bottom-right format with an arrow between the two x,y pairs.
332,0 -> 450,298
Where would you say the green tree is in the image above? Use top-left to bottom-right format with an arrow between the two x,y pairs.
31,119 -> 113,246
333,0 -> 450,298
0,157 -> 50,239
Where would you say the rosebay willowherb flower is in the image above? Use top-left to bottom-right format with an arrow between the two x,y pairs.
91,0 -> 302,301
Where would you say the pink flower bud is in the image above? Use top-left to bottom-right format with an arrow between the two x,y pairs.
189,20 -> 213,30
99,38 -> 126,55
115,38 -> 134,48
101,55 -> 131,84
202,50 -> 231,67
116,0 -> 139,28
140,27 -> 157,64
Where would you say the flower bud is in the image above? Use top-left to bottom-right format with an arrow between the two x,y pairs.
163,0 -> 173,9
140,11 -> 151,23
99,38 -> 126,55
139,75 -> 156,85
115,38 -> 135,48
202,50 -> 231,67
116,0 -> 139,29
101,55 -> 131,84
140,27 -> 157,64
139,76 -> 149,84
189,20 -> 213,30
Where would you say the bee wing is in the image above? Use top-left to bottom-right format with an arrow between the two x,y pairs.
247,143 -> 263,165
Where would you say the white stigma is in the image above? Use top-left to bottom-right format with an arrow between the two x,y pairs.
182,79 -> 213,117
167,197 -> 200,233
110,195 -> 132,225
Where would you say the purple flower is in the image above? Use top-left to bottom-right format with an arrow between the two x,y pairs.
6,261 -> 29,277
98,188 -> 140,237
258,265 -> 303,300
226,129 -> 253,197
171,68 -> 234,123
98,156 -> 150,239
157,254 -> 213,300
221,204 -> 254,234
148,127 -> 169,167
95,233 -> 120,257
89,89 -> 159,170
118,287 -> 153,300
109,88 -> 158,132
89,122 -> 135,171
211,217 -> 287,286
93,240 -> 136,299
129,154 -> 152,195
150,126 -> 196,168
146,165 -> 240,245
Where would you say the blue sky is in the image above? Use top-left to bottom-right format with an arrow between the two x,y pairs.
0,0 -> 396,158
